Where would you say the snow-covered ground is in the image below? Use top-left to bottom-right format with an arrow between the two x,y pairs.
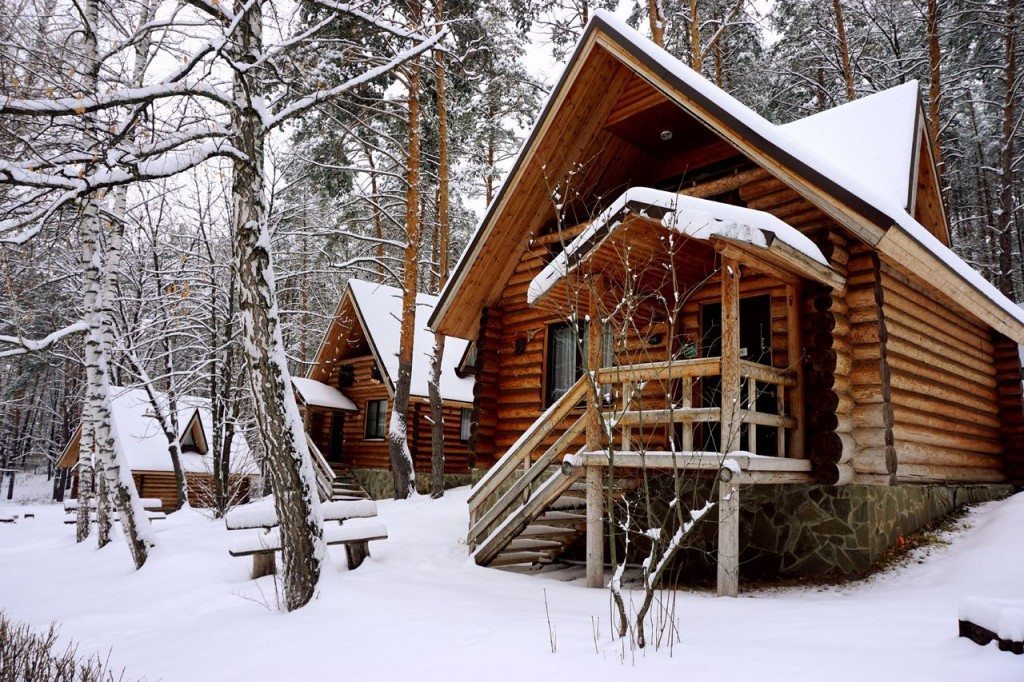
0,488 -> 1021,681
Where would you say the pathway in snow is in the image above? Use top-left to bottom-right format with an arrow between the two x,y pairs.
0,488 -> 1021,681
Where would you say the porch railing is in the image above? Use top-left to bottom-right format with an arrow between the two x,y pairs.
466,357 -> 798,551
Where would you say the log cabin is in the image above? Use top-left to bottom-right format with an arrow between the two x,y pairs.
429,11 -> 1024,594
301,278 -> 476,499
57,387 -> 256,512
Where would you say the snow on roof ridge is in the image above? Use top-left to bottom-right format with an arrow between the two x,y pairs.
528,187 -> 828,305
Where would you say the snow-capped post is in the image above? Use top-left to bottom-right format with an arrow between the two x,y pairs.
389,0 -> 424,501
428,0 -> 450,500
228,0 -> 326,611
717,464 -> 740,598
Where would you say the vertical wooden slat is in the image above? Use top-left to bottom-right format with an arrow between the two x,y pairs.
747,379 -> 758,454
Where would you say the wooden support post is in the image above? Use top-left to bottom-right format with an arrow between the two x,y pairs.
721,258 -> 741,453
717,469 -> 739,597
682,377 -> 693,451
586,464 -> 604,588
786,284 -> 805,457
251,551 -> 276,579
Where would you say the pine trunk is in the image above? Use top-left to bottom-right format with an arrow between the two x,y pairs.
648,0 -> 665,47
997,0 -> 1018,299
389,3 -> 423,500
429,3 -> 449,499
926,0 -> 943,178
833,0 -> 856,101
231,0 -> 325,611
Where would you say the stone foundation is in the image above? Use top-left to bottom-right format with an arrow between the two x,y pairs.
350,468 -> 478,500
669,482 -> 1014,579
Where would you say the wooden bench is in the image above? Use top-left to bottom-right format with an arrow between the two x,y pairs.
225,499 -> 386,578
959,597 -> 1024,655
63,497 -> 166,524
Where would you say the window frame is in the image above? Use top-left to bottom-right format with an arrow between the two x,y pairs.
364,399 -> 388,440
459,407 -> 473,442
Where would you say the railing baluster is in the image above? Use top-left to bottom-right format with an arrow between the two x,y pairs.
777,384 -> 786,457
681,377 -> 693,452
747,378 -> 758,454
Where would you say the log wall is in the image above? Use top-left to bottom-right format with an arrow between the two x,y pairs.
878,259 -> 1006,483
308,355 -> 472,474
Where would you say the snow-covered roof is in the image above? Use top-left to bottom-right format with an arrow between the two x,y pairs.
65,387 -> 256,475
292,377 -> 357,412
347,279 -> 475,404
780,82 -> 920,212
587,10 -> 1024,332
529,188 -> 829,304
432,9 -> 1024,342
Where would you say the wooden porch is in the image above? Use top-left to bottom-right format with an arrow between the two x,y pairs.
466,211 -> 846,595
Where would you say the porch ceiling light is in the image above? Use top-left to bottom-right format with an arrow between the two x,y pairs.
660,129 -> 673,141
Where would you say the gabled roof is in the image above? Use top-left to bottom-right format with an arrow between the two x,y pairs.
529,188 -> 836,305
430,9 -> 1024,344
309,279 -> 475,404
57,387 -> 255,474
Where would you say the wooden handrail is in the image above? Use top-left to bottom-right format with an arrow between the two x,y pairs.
738,359 -> 797,387
306,434 -> 336,501
468,416 -> 586,545
595,357 -> 721,384
468,373 -> 590,508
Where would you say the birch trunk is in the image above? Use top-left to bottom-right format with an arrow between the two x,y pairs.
230,0 -> 325,611
388,2 -> 423,500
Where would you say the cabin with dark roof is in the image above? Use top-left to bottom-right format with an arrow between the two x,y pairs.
429,12 -> 1024,595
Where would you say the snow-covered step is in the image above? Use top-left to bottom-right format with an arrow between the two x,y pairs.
489,550 -> 554,568
507,538 -> 564,552
520,524 -> 580,537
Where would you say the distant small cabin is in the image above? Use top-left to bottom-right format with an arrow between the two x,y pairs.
300,278 -> 476,497
427,12 -> 1024,593
57,388 -> 257,511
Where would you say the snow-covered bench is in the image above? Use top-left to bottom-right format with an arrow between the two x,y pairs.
225,499 -> 385,578
63,497 -> 166,524
959,597 -> 1024,655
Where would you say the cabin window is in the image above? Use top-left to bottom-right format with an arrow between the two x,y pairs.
180,426 -> 201,454
459,408 -> 473,442
544,321 -> 613,406
337,364 -> 355,388
364,399 -> 387,439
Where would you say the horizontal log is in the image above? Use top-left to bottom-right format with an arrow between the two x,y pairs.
895,464 -> 1006,483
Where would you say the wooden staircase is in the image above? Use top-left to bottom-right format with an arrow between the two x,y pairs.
467,375 -> 593,568
306,435 -> 371,502
329,467 -> 371,501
